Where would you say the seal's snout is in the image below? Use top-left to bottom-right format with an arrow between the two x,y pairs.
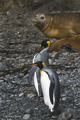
32,18 -> 37,25
35,15 -> 38,18
32,15 -> 38,24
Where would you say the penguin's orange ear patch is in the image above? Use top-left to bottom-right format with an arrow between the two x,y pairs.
47,41 -> 51,47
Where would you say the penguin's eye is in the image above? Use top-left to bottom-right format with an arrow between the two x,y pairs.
40,16 -> 44,20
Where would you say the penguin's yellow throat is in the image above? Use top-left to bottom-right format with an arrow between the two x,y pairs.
40,70 -> 44,73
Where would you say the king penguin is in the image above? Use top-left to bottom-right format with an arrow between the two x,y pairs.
32,61 -> 60,113
29,39 -> 51,96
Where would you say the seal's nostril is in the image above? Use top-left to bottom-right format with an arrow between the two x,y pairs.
35,14 -> 38,18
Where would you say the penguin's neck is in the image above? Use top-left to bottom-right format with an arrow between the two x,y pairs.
40,70 -> 44,73
40,47 -> 49,53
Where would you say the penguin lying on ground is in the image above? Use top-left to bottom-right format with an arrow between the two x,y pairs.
33,61 -> 60,114
61,44 -> 77,52
29,39 -> 51,96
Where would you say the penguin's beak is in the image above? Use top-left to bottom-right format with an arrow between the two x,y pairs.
32,63 -> 38,66
39,46 -> 44,51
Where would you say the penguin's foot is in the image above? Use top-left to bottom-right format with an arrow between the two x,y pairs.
49,109 -> 62,118
53,110 -> 60,115
55,107 -> 62,114
23,90 -> 37,96
46,112 -> 58,119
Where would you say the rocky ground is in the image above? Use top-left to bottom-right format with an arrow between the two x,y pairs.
0,8 -> 80,120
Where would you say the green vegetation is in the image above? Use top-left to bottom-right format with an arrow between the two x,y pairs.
0,0 -> 23,12
0,0 -> 80,12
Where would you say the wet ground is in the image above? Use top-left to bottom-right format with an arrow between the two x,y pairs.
0,9 -> 80,120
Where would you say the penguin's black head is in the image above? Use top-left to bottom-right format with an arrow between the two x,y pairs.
32,61 -> 45,69
40,39 -> 51,50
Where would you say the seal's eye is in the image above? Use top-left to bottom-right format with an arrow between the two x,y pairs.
40,16 -> 44,20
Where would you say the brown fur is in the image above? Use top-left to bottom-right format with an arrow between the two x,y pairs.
33,13 -> 80,38
49,35 -> 80,52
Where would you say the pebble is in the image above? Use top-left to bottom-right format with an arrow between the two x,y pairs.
23,114 -> 30,120
0,98 -> 3,104
19,59 -> 25,62
0,62 -> 4,69
0,56 -> 2,60
49,59 -> 53,64
15,97 -> 23,101
23,74 -> 29,79
26,108 -> 33,114
19,73 -> 25,77
62,97 -> 67,101
19,93 -> 24,97
27,93 -> 36,99
57,70 -> 61,74
0,80 -> 3,83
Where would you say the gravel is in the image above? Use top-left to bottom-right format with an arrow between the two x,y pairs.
0,9 -> 80,120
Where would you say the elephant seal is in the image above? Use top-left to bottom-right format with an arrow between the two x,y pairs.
33,13 -> 80,38
49,35 -> 80,52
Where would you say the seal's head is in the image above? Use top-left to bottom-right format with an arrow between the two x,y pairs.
33,14 -> 48,31
33,13 -> 56,38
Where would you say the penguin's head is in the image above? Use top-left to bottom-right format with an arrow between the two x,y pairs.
40,39 -> 51,51
32,61 -> 45,70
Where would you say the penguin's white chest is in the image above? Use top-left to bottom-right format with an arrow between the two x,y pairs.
40,71 -> 54,112
40,71 -> 50,94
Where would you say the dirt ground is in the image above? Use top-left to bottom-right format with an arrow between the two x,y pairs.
0,6 -> 80,120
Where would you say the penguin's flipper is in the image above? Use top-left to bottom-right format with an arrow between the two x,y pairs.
28,66 -> 37,84
36,68 -> 43,96
49,82 -> 55,104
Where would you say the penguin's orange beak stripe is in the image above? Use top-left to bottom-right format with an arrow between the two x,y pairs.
32,64 -> 38,66
40,46 -> 44,51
